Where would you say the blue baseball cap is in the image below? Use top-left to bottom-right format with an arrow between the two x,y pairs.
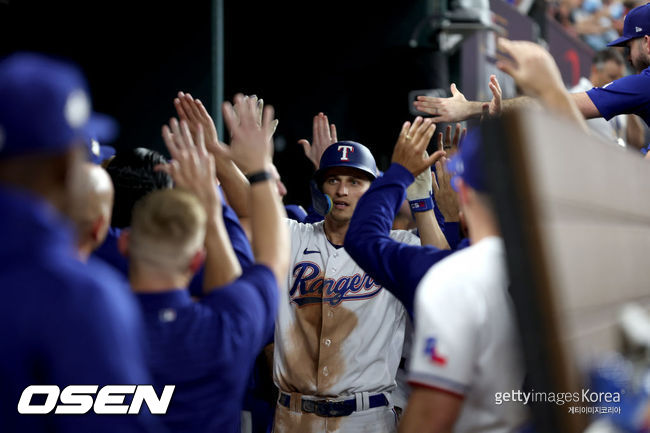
607,3 -> 650,47
86,139 -> 116,165
0,52 -> 117,159
447,129 -> 486,192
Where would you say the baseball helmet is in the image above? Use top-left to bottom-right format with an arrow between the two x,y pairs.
313,141 -> 378,186
310,141 -> 377,216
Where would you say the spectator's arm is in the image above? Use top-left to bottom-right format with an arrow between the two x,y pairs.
497,38 -> 590,132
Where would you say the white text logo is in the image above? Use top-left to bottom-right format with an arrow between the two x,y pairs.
337,145 -> 354,161
17,385 -> 175,415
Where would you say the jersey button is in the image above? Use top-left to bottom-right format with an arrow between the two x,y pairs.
327,310 -> 334,318
331,267 -> 337,272
322,367 -> 329,376
324,338 -> 331,346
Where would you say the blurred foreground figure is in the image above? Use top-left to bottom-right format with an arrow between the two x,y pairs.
400,132 -> 531,433
0,53 -> 153,433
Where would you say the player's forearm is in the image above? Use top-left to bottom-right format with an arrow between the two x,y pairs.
501,96 -> 538,114
541,88 -> 590,133
414,212 -> 450,250
203,214 -> 242,292
250,177 -> 289,283
460,100 -> 485,120
456,97 -> 534,119
216,159 -> 252,218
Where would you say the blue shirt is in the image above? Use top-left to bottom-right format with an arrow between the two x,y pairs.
0,186 -> 154,433
344,163 -> 459,316
93,187 -> 255,298
587,67 -> 650,126
135,264 -> 278,433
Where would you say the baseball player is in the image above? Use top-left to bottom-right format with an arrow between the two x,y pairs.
126,94 -> 288,433
0,52 -> 155,432
344,121 -> 463,317
272,116 -> 447,432
401,130 -> 531,433
68,162 -> 115,262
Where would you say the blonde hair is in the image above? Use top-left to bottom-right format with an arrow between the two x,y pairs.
129,189 -> 207,272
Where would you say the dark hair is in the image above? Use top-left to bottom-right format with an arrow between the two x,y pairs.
105,147 -> 172,228
592,48 -> 625,68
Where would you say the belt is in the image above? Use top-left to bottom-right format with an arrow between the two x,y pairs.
278,391 -> 388,417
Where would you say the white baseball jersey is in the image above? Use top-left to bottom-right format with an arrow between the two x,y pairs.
409,236 -> 530,433
273,219 -> 420,400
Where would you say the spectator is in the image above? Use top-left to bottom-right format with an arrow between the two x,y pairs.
569,48 -> 645,148
413,4 -> 650,132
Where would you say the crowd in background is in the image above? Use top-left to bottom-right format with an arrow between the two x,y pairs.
3,2 -> 650,433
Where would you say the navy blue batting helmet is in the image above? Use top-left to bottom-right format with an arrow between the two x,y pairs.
313,141 -> 378,185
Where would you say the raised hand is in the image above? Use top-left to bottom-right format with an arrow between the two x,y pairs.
298,112 -> 338,169
413,84 -> 478,123
157,119 -> 220,218
222,94 -> 275,174
391,116 -> 445,177
437,123 -> 466,157
496,38 -> 564,98
488,74 -> 502,117
432,157 -> 460,222
232,95 -> 279,136
174,92 -> 220,151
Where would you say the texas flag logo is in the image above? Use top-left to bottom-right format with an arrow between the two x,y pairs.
424,337 -> 447,366
338,145 -> 354,161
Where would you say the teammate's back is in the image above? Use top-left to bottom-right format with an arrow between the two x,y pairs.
0,192 -> 151,432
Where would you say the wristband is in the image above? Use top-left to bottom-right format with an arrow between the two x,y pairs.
246,170 -> 273,184
409,197 -> 434,212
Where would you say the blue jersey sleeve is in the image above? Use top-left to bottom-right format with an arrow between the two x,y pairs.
344,163 -> 454,316
219,186 -> 254,269
201,264 -> 278,354
285,204 -> 308,222
586,71 -> 650,125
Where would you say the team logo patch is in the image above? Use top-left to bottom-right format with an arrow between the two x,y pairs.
289,261 -> 382,307
337,145 -> 354,161
424,337 -> 447,366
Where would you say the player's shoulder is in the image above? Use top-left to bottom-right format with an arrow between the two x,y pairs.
286,217 -> 322,235
596,71 -> 650,91
417,237 -> 504,301
47,255 -> 133,314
